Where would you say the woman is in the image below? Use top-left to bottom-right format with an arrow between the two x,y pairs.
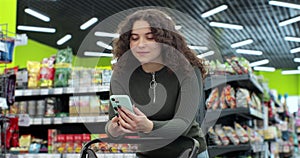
105,8 -> 208,158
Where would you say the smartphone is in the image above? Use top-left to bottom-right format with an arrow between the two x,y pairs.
110,95 -> 134,113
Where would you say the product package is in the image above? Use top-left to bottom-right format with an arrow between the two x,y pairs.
27,61 -> 40,89
206,88 -> 219,110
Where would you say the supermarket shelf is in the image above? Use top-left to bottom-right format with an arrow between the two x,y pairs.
251,143 -> 266,153
19,115 -> 109,127
204,107 -> 264,123
15,85 -> 110,97
204,74 -> 263,93
208,144 -> 251,157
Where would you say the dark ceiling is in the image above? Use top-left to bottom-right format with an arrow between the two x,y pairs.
16,0 -> 300,69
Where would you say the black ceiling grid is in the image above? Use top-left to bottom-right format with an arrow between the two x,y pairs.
16,0 -> 300,69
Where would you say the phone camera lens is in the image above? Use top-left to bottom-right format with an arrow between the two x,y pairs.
111,98 -> 115,101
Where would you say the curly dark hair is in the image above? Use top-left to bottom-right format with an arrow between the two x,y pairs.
112,9 -> 207,79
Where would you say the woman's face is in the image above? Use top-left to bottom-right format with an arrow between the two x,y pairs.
129,20 -> 162,64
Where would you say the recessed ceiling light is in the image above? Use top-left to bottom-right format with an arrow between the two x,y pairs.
281,70 -> 300,75
236,49 -> 263,55
269,1 -> 300,9
209,22 -> 243,30
284,36 -> 300,42
249,59 -> 269,67
94,32 -> 120,38
84,51 -> 113,57
294,58 -> 300,62
201,5 -> 228,18
80,17 -> 98,30
96,41 -> 112,50
253,66 -> 275,72
24,8 -> 50,22
279,15 -> 300,26
197,51 -> 214,58
17,25 -> 56,33
231,39 -> 253,48
187,45 -> 208,51
290,47 -> 300,53
57,34 -> 72,45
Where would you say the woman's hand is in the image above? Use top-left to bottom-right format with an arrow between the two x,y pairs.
117,105 -> 153,133
107,115 -> 135,138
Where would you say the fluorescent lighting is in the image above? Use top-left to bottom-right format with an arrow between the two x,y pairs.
294,58 -> 300,62
84,51 -> 113,57
231,39 -> 253,48
197,51 -> 214,58
175,25 -> 182,30
209,22 -> 243,30
284,36 -> 300,42
298,66 -> 300,70
17,25 -> 56,33
96,41 -> 112,50
249,59 -> 269,67
236,49 -> 263,55
94,31 -> 120,38
24,8 -> 50,22
282,70 -> 300,75
201,5 -> 228,18
290,47 -> 300,53
187,45 -> 208,51
57,34 -> 72,45
269,1 -> 300,9
279,16 -> 300,26
253,66 -> 275,72
80,17 -> 98,30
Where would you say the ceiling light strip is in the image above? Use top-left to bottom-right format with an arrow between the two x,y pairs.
84,51 -> 113,57
236,49 -> 263,55
94,32 -> 120,38
269,1 -> 300,9
294,58 -> 300,62
96,41 -> 112,50
197,51 -> 214,58
80,17 -> 98,30
17,25 -> 56,33
24,8 -> 50,22
253,66 -> 275,72
201,5 -> 228,18
281,70 -> 300,75
290,47 -> 300,53
57,34 -> 72,45
231,39 -> 253,48
279,15 -> 300,26
209,22 -> 243,30
249,59 -> 269,67
284,36 -> 300,42
187,45 -> 208,51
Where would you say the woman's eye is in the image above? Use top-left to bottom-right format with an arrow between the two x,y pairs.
146,34 -> 154,40
130,35 -> 139,41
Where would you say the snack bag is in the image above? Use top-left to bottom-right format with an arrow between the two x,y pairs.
39,57 -> 55,88
215,125 -> 230,146
223,126 -> 240,145
251,93 -> 262,111
236,88 -> 251,108
224,85 -> 236,108
206,88 -> 219,110
208,127 -> 222,146
56,47 -> 73,64
234,123 -> 249,143
54,63 -> 71,87
27,61 -> 40,88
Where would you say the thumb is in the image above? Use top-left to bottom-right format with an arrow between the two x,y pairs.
133,105 -> 144,116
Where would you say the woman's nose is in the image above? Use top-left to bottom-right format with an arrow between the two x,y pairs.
137,37 -> 147,47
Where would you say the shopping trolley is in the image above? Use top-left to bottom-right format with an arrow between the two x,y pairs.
80,136 -> 200,158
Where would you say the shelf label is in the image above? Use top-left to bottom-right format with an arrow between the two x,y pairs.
43,118 -> 52,125
54,117 -> 63,124
40,89 -> 49,95
53,88 -> 63,94
64,117 -> 77,123
66,87 -> 74,94
18,114 -> 30,127
32,89 -> 40,95
15,90 -> 23,96
24,89 -> 32,96
33,118 -> 42,125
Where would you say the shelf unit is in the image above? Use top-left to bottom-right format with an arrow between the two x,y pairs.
202,73 -> 266,157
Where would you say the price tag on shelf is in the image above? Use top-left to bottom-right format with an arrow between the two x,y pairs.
40,89 -> 49,95
33,118 -> 42,125
79,87 -> 88,93
43,118 -> 51,125
53,88 -> 63,94
66,87 -> 74,94
15,90 -> 23,96
54,117 -> 63,124
32,89 -> 40,95
24,89 -> 32,96
64,117 -> 77,123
